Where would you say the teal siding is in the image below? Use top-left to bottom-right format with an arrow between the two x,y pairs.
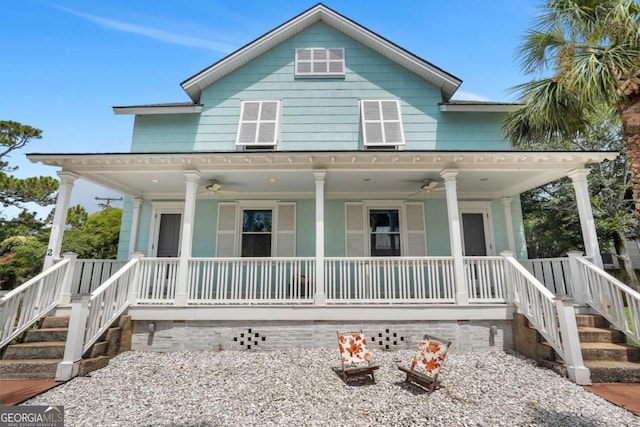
130,22 -> 508,153
425,200 -> 452,256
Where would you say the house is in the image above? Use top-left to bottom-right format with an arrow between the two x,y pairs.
8,4 -> 639,385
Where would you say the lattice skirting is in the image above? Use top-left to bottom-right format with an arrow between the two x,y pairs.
131,320 -> 513,352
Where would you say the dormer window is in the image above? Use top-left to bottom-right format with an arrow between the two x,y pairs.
295,48 -> 345,77
236,100 -> 281,149
360,99 -> 405,149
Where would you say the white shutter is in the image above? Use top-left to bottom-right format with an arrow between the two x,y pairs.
276,203 -> 296,257
405,203 -> 426,256
295,48 -> 345,77
361,100 -> 404,146
345,203 -> 366,256
236,100 -> 280,146
216,203 -> 238,256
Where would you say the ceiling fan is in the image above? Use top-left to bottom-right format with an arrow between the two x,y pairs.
201,180 -> 238,197
407,178 -> 444,197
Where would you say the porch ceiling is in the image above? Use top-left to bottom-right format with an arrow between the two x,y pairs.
27,150 -> 617,200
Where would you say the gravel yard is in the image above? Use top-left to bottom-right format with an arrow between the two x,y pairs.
25,349 -> 639,426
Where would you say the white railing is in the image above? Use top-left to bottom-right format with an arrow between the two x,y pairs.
82,257 -> 140,353
576,257 -> 640,346
136,258 -> 180,304
71,259 -> 127,294
0,259 -> 70,349
187,257 -> 315,304
519,257 -> 573,295
464,257 -> 507,303
503,254 -> 589,384
325,257 -> 455,304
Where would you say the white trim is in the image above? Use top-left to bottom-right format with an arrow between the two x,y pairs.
458,201 -> 495,256
113,105 -> 203,115
439,103 -> 520,113
148,202 -> 184,257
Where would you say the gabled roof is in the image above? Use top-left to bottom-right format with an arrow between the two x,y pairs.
113,102 -> 203,115
180,3 -> 462,103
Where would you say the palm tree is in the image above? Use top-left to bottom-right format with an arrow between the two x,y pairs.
504,0 -> 640,222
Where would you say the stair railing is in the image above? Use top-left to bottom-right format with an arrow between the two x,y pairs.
56,254 -> 142,381
572,255 -> 640,346
502,252 -> 590,385
0,256 -> 72,349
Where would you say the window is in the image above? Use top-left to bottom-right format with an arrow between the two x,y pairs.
295,48 -> 345,77
360,100 -> 404,148
236,100 -> 280,148
369,209 -> 401,256
241,210 -> 272,257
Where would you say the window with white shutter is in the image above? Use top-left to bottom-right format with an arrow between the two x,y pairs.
236,100 -> 280,148
216,203 -> 238,257
275,203 -> 296,256
295,48 -> 345,77
405,203 -> 427,256
360,99 -> 405,148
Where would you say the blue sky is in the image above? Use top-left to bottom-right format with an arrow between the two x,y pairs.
1,0 -> 539,215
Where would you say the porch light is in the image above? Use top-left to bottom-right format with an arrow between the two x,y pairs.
151,179 -> 159,183
268,178 -> 276,183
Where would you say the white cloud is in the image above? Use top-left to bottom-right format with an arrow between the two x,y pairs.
54,5 -> 235,53
450,90 -> 489,102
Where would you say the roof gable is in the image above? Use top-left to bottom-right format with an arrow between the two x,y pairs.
180,3 -> 461,103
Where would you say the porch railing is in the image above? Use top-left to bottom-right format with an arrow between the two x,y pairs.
324,257 -> 455,303
186,257 -> 315,304
576,257 -> 640,346
136,258 -> 180,304
0,258 -> 70,349
519,257 -> 573,295
71,259 -> 127,294
503,254 -> 589,384
464,256 -> 507,303
82,257 -> 139,353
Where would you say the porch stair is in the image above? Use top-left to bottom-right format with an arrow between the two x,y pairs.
513,313 -> 640,383
0,315 -> 132,380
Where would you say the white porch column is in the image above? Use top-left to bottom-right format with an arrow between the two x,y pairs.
441,169 -> 468,305
128,198 -> 143,258
313,170 -> 326,305
568,169 -> 603,268
175,172 -> 201,306
43,171 -> 78,270
501,197 -> 516,254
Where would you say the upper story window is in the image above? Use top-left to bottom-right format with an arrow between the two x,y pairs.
295,48 -> 345,77
360,99 -> 405,149
236,100 -> 281,149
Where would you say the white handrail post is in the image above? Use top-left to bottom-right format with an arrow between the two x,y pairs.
567,251 -> 587,305
57,252 -> 79,305
56,295 -> 90,381
554,295 -> 591,385
500,251 -> 515,303
127,253 -> 145,305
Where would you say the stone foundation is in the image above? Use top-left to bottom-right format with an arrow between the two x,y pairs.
131,319 -> 513,352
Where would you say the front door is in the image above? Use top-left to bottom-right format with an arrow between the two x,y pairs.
461,212 -> 488,256
154,213 -> 182,257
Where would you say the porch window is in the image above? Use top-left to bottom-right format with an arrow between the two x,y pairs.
360,100 -> 404,148
369,209 -> 401,256
241,210 -> 272,257
295,48 -> 345,77
236,100 -> 280,149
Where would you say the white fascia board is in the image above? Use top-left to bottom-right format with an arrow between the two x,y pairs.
439,104 -> 521,112
113,105 -> 203,115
